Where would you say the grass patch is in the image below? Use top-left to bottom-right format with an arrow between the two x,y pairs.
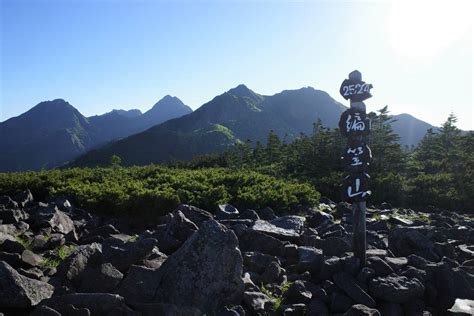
15,235 -> 32,250
58,245 -> 75,260
260,281 -> 292,312
41,257 -> 62,268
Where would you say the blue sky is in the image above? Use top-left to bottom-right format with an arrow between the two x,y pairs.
1,0 -> 472,130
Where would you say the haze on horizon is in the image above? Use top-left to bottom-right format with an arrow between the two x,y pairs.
1,0 -> 472,130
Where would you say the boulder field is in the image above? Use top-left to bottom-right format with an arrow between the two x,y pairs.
0,191 -> 473,315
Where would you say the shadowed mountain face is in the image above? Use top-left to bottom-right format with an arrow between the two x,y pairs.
70,85 -> 349,167
391,113 -> 437,148
0,97 -> 192,172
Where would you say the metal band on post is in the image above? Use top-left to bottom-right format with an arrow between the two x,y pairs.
338,70 -> 373,266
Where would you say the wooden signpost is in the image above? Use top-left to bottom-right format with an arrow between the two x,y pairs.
338,70 -> 373,266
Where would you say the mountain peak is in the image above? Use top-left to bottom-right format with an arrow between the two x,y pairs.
227,84 -> 263,102
152,95 -> 186,109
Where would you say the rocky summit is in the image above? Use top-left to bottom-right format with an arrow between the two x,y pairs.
0,191 -> 473,315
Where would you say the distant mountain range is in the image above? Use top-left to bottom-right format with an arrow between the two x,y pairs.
69,85 -> 436,168
0,85 -> 437,172
0,97 -> 192,171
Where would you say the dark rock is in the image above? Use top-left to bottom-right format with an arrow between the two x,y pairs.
313,237 -> 351,256
261,261 -> 285,284
430,261 -> 474,309
319,256 -> 344,279
281,303 -> 306,315
32,235 -> 48,250
307,210 -> 334,227
242,291 -> 273,312
342,256 -> 361,276
369,274 -> 424,303
344,304 -> 381,316
78,263 -> 123,293
0,208 -> 27,224
297,246 -> 323,275
82,224 -> 120,242
384,257 -> 408,271
30,305 -> 62,316
283,280 -> 312,304
256,207 -> 277,220
407,254 -> 428,269
330,292 -> 354,313
18,267 -> 44,280
356,267 -> 375,284
367,256 -> 394,277
366,248 -> 389,257
243,251 -> 280,274
164,210 -> 198,241
102,237 -> 157,272
216,204 -> 239,220
270,216 -> 305,234
367,220 -> 389,232
307,299 -> 329,316
333,272 -> 376,308
0,251 -> 22,267
56,243 -> 102,287
174,204 -> 213,227
0,196 -> 19,209
236,226 -> 286,257
13,189 -> 34,208
29,206 -> 76,235
378,301 -> 403,316
130,303 -> 202,316
0,260 -> 54,308
389,227 -> 437,261
63,304 -> 91,316
401,266 -> 427,282
21,249 -> 44,267
239,209 -> 260,220
152,220 -> 244,312
40,293 -> 133,315
283,243 -> 299,265
447,299 -> 474,316
117,265 -> 161,303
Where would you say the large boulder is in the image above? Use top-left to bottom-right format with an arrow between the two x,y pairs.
174,204 -> 213,228
39,293 -> 135,315
152,220 -> 244,312
0,261 -> 54,308
297,246 -> 323,275
235,225 -> 286,257
77,263 -> 123,293
312,237 -> 351,256
101,236 -> 157,272
117,265 -> 161,304
333,272 -> 376,308
388,227 -> 437,260
29,205 -> 76,235
0,208 -> 28,224
56,243 -> 102,287
368,274 -> 424,303
344,304 -> 381,316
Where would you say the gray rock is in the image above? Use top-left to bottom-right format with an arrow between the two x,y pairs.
369,274 -> 424,303
281,303 -> 306,315
284,280 -> 312,304
163,210 -> 198,241
389,227 -> 437,260
239,209 -> 259,221
175,204 -> 213,227
367,256 -> 394,277
0,260 -> 54,308
0,222 -> 29,235
13,189 -> 34,208
40,293 -> 133,315
261,261 -> 285,284
18,267 -> 44,280
252,219 -> 300,241
307,210 -> 334,227
117,265 -> 161,304
216,204 -> 239,220
356,267 -> 375,284
319,256 -> 344,279
389,216 -> 413,226
78,263 -> 123,293
243,251 -> 280,274
30,206 -> 76,235
56,243 -> 102,287
384,257 -> 408,271
313,237 -> 351,256
152,220 -> 244,312
21,249 -> 44,267
0,231 -> 15,243
344,304 -> 381,316
237,226 -> 286,257
448,299 -> 474,316
333,272 -> 376,308
269,216 -> 305,234
242,291 -> 273,312
102,237 -> 157,272
297,246 -> 323,275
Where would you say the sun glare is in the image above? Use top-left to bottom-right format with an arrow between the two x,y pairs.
387,0 -> 473,60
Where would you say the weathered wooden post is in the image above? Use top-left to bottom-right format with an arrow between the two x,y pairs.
338,70 -> 373,266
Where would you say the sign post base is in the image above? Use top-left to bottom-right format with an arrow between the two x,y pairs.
352,201 -> 367,266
